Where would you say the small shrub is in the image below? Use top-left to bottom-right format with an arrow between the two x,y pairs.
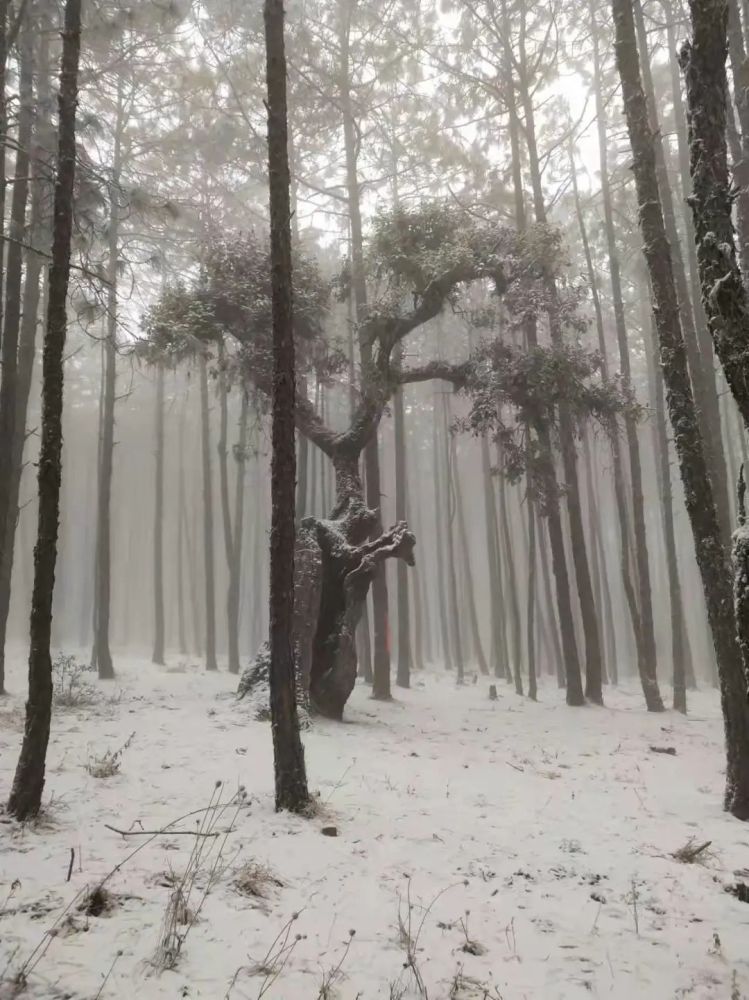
53,653 -> 97,708
85,732 -> 134,778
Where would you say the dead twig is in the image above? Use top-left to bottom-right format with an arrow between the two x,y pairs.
105,823 -> 222,838
671,838 -> 713,864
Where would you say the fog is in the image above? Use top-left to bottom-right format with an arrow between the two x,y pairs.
2,0 -> 749,995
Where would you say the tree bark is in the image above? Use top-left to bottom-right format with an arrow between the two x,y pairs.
455,442 -> 489,676
216,341 -> 242,674
227,391 -> 249,675
590,0 -> 663,709
394,348 -> 411,687
496,442 -> 523,685
613,0 -> 749,817
176,398 -> 189,656
0,10 -> 33,618
507,23 -> 588,704
481,434 -> 508,679
199,352 -> 218,671
264,0 -> 310,813
92,92 -> 122,681
527,483 -> 537,701
634,0 -> 732,548
642,290 -> 688,712
443,394 -> 464,683
7,0 -> 81,820
339,0 -> 391,701
582,431 -> 615,684
433,395 -> 453,670
152,363 -> 165,665
681,0 -> 749,434
0,16 -> 42,693
724,0 -> 749,279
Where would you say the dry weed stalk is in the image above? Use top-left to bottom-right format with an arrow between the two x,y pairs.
671,837 -> 713,864
85,732 -> 135,778
151,781 -> 246,972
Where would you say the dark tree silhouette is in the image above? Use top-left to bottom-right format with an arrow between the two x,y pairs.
265,0 -> 310,813
7,0 -> 82,821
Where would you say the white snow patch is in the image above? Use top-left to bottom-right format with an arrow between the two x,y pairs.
1,656 -> 748,998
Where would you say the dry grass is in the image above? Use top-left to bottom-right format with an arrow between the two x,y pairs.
671,837 -> 714,865
85,732 -> 134,778
150,782 -> 246,973
232,861 -> 284,900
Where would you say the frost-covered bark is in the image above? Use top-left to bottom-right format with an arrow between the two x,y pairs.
634,0 -> 732,548
614,0 -> 749,818
681,0 -> 749,715
307,461 -> 414,718
265,0 -> 309,812
681,0 -> 749,433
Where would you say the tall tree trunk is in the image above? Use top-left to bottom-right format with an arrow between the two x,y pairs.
0,17 -> 42,693
0,9 -> 32,614
433,394 -> 453,670
642,292 -> 689,711
681,0 -> 749,433
538,517 -> 565,686
264,0 -> 309,813
216,341 -> 241,674
152,363 -> 165,665
526,484 -> 537,701
481,435 -> 508,679
501,17 -> 584,703
455,440 -> 489,676
634,0 -> 732,547
297,380 -> 309,519
590,1 -> 665,708
7,0 -> 81,820
199,353 -> 218,671
93,96 -> 122,681
186,465 -> 202,654
443,395 -> 464,683
346,287 -> 372,682
681,0 -> 749,704
176,397 -> 189,656
496,443 -> 523,685
724,0 -> 749,278
227,391 -> 249,675
664,0 -> 727,374
339,2 -> 390,700
582,432 -> 616,683
613,0 -> 749,817
518,45 -> 603,705
394,349 -> 411,687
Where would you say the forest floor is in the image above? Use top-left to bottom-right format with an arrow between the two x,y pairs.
1,656 -> 749,999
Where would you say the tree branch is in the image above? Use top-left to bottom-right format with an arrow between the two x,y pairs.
398,359 -> 471,388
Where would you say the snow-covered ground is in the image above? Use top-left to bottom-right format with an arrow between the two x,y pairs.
1,655 -> 748,999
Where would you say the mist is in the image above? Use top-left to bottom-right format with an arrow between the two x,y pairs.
1,0 -> 749,995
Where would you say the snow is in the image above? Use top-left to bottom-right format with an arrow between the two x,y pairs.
2,656 -> 749,999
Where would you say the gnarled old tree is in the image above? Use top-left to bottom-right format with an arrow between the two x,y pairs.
145,206 -> 631,719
